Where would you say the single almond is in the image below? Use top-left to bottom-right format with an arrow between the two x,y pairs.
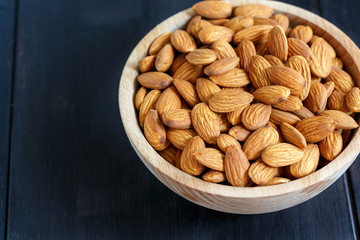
310,37 -> 334,78
268,121 -> 285,143
236,40 -> 256,71
226,103 -> 250,125
204,57 -> 239,76
193,148 -> 225,171
241,103 -> 272,130
198,25 -> 234,45
263,55 -> 283,66
289,144 -> 319,178
139,89 -> 162,127
208,18 -> 230,26
285,55 -> 311,100
319,130 -> 343,161
171,30 -> 197,53
209,68 -> 250,88
224,146 -> 251,187
155,86 -> 182,119
180,136 -> 206,176
233,25 -> 273,44
144,110 -> 169,151
217,134 -> 241,153
167,128 -> 197,150
252,85 -> 290,104
209,89 -> 254,113
287,38 -> 314,62
223,16 -> 254,33
162,109 -> 192,129
325,67 -> 355,93
256,40 -> 269,56
253,17 -> 278,26
137,71 -> 173,89
260,177 -> 291,186
346,87 -> 360,112
217,113 -> 232,132
174,79 -> 200,107
280,122 -> 307,149
192,1 -> 232,19
332,57 -> 343,69
248,159 -> 277,185
191,103 -> 220,144
186,15 -> 201,34
296,116 -> 336,142
289,25 -> 313,43
211,40 -> 237,59
170,54 -> 187,74
273,95 -> 303,112
202,170 -> 226,183
149,32 -> 171,55
268,26 -> 288,62
173,61 -> 203,84
323,81 -> 335,98
234,4 -> 273,18
270,14 -> 289,32
304,82 -> 328,114
243,125 -> 279,160
186,49 -> 217,65
262,143 -> 304,167
155,44 -> 175,72
139,55 -> 156,73
196,78 -> 221,104
228,124 -> 252,142
328,89 -> 351,113
319,110 -> 359,129
292,107 -> 315,120
158,145 -> 178,166
135,86 -> 148,110
270,109 -> 301,126
248,55 -> 272,88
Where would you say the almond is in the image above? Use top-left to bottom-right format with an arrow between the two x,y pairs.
167,128 -> 197,150
155,44 -> 175,72
209,68 -> 250,87
319,110 -> 359,129
137,71 -> 173,90
292,107 -> 315,120
158,145 -> 178,165
162,109 -> 192,129
248,159 -> 277,185
180,136 -> 206,176
139,55 -> 156,73
328,89 -> 351,113
155,86 -> 182,119
208,18 -> 230,26
135,86 -> 148,110
198,25 -> 234,45
267,66 -> 306,97
224,146 -> 251,187
243,125 -> 279,160
262,143 -> 304,167
202,170 -> 226,183
304,82 -> 327,114
309,34 -> 320,45
144,110 -> 169,151
270,109 -> 301,126
263,55 -> 283,66
217,134 -> 241,153
234,4 -> 273,18
280,122 -> 307,149
346,87 -> 360,112
332,57 -> 343,69
268,26 -> 288,62
191,19 -> 213,40
209,89 -> 254,113
211,40 -> 237,59
241,103 -> 272,130
296,116 -> 336,142
260,177 -> 290,186
233,25 -> 273,44
217,113 -> 232,132
174,79 -> 200,107
252,85 -> 290,104
236,40 -> 256,71
226,103 -> 249,125
196,78 -> 221,104
170,54 -> 187,74
326,67 -> 355,93
173,61 -> 203,84
267,121 -> 285,143
171,30 -> 197,53
192,1 -> 232,19
342,129 -> 353,147
270,14 -> 289,32
285,55 -> 311,100
310,37 -> 334,78
223,16 -> 254,33
255,41 -> 269,56
175,148 -> 183,167
228,124 -> 252,142
248,55 -> 272,88
186,15 -> 201,34
139,89 -> 162,126
253,17 -> 278,26
289,144 -> 319,178
186,49 -> 217,65
204,57 -> 239,76
319,130 -> 343,161
149,32 -> 171,55
289,25 -> 313,43
323,81 -> 335,98
273,95 -> 303,112
287,38 -> 314,62
193,148 -> 225,171
191,103 -> 220,144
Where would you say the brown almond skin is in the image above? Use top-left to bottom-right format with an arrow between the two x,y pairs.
193,148 -> 224,171
186,15 -> 201,34
191,103 -> 220,144
248,55 -> 272,88
233,25 -> 273,45
270,14 -> 289,32
155,44 -> 175,72
332,57 -> 344,69
190,19 -> 213,40
262,143 -> 304,167
289,144 -> 319,178
287,38 -> 314,62
310,38 -> 334,78
140,55 -> 156,73
155,86 -> 182,119
171,54 -> 187,74
319,130 -> 343,161
198,25 -> 234,45
273,95 -> 303,112
209,68 -> 250,88
304,82 -> 328,114
173,62 -> 203,84
224,146 -> 251,187
217,134 -> 241,153
319,110 -> 359,130
149,32 -> 171,55
248,159 -> 277,185
228,124 -> 252,142
144,110 -> 169,151
171,30 -> 197,53
292,107 -> 315,119
162,109 -> 192,129
217,113 -> 232,133
264,55 -> 283,66
241,103 -> 272,130
158,145 -> 178,166
270,109 -> 301,126
243,125 -> 279,160
209,89 -> 254,113
204,57 -> 239,76
260,177 -> 291,186
289,25 -> 313,43
174,79 -> 200,107
268,26 -> 288,62
211,40 -> 237,59
166,128 -> 197,150
180,136 -> 206,176
137,72 -> 173,90
139,89 -> 162,127
346,87 -> 360,112
286,55 -> 311,100
325,67 -> 355,93
253,17 -> 278,26
323,81 -> 335,98
328,89 -> 351,113
202,170 -> 226,183
186,49 -> 217,65
224,16 -> 254,33
252,85 -> 290,104
196,78 -> 221,104
296,116 -> 336,143
135,86 -> 148,110
236,40 -> 256,71
226,103 -> 249,125
234,4 -> 273,18
281,122 -> 307,149
192,1 -> 232,19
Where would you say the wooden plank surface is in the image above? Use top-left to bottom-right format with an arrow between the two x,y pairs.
0,0 -> 16,238
6,0 -> 359,239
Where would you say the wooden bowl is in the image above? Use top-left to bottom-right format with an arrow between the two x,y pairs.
119,0 -> 360,214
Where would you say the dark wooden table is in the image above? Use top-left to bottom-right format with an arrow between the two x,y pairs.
0,0 -> 359,239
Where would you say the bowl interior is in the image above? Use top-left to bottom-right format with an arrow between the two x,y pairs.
119,0 -> 360,200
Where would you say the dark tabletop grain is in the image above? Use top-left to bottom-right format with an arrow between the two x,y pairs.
0,0 -> 359,239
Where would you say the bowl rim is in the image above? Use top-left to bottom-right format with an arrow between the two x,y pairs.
119,0 -> 360,199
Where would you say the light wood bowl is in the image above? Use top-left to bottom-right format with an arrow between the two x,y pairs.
119,0 -> 360,214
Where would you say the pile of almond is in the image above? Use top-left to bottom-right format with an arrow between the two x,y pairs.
134,1 -> 360,187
